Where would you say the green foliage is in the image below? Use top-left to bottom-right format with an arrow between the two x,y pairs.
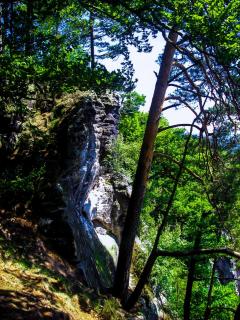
105,134 -> 141,178
105,110 -> 148,177
115,109 -> 240,319
94,0 -> 240,64
0,0 -> 134,110
95,298 -> 123,320
120,91 -> 146,115
119,111 -> 148,143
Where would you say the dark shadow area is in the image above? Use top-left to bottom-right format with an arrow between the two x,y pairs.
0,290 -> 70,320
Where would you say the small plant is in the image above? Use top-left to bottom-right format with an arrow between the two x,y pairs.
96,297 -> 124,320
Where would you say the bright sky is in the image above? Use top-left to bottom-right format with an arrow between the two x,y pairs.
104,34 -> 194,126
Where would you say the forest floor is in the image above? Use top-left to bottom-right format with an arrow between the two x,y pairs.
0,214 -> 101,320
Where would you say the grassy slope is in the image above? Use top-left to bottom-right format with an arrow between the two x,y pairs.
0,216 -> 100,320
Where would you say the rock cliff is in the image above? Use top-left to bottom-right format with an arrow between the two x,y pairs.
36,92 -> 130,292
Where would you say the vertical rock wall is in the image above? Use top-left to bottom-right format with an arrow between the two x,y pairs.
45,92 -> 131,292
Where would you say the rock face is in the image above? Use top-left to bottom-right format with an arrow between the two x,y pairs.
34,92 -> 172,319
84,174 -> 131,244
216,257 -> 240,295
216,257 -> 234,284
37,92 -> 130,292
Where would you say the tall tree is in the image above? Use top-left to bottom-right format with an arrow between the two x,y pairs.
203,259 -> 217,320
183,213 -> 204,320
25,0 -> 33,54
113,29 -> 178,301
89,12 -> 95,70
91,0 -> 240,305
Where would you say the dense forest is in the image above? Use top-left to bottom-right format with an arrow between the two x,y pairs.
0,1 -> 239,320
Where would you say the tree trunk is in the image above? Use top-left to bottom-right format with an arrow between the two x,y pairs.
183,257 -> 197,320
25,0 -> 33,54
2,2 -> 9,52
124,241 -> 158,309
90,12 -> 95,70
203,259 -> 216,320
0,2 -> 3,52
124,124 -> 194,310
183,216 -> 204,320
9,0 -> 13,52
113,29 -> 178,301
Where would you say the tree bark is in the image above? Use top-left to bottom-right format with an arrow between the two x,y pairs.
0,2 -> 3,53
155,248 -> 240,259
25,0 -> 33,54
124,230 -> 160,310
113,29 -> 178,301
90,12 -> 95,70
183,214 -> 204,320
2,2 -> 9,52
124,123 -> 194,310
183,257 -> 197,320
9,0 -> 13,52
203,259 -> 216,320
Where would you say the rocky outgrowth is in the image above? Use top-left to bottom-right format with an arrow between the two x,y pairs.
37,92 -> 130,292
84,174 -> 131,242
216,257 -> 240,295
84,173 -> 131,266
216,257 -> 235,284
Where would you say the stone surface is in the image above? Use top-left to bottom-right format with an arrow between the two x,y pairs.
57,93 -> 121,291
216,257 -> 240,295
34,91 -> 168,319
216,257 -> 234,284
37,92 -> 131,292
84,173 -> 131,244
97,233 -> 119,266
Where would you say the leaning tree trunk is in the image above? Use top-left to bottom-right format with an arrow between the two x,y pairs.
113,29 -> 178,301
124,123 -> 194,310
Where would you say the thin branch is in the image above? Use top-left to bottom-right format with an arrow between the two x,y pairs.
161,103 -> 181,112
156,248 -> 240,260
168,63 -> 196,83
165,95 -> 199,118
194,276 -> 240,282
153,152 -> 203,183
158,123 -> 203,133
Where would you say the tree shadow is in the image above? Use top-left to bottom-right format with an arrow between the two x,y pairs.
0,290 -> 70,320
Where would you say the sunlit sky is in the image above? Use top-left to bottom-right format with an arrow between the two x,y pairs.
104,34 -> 194,126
